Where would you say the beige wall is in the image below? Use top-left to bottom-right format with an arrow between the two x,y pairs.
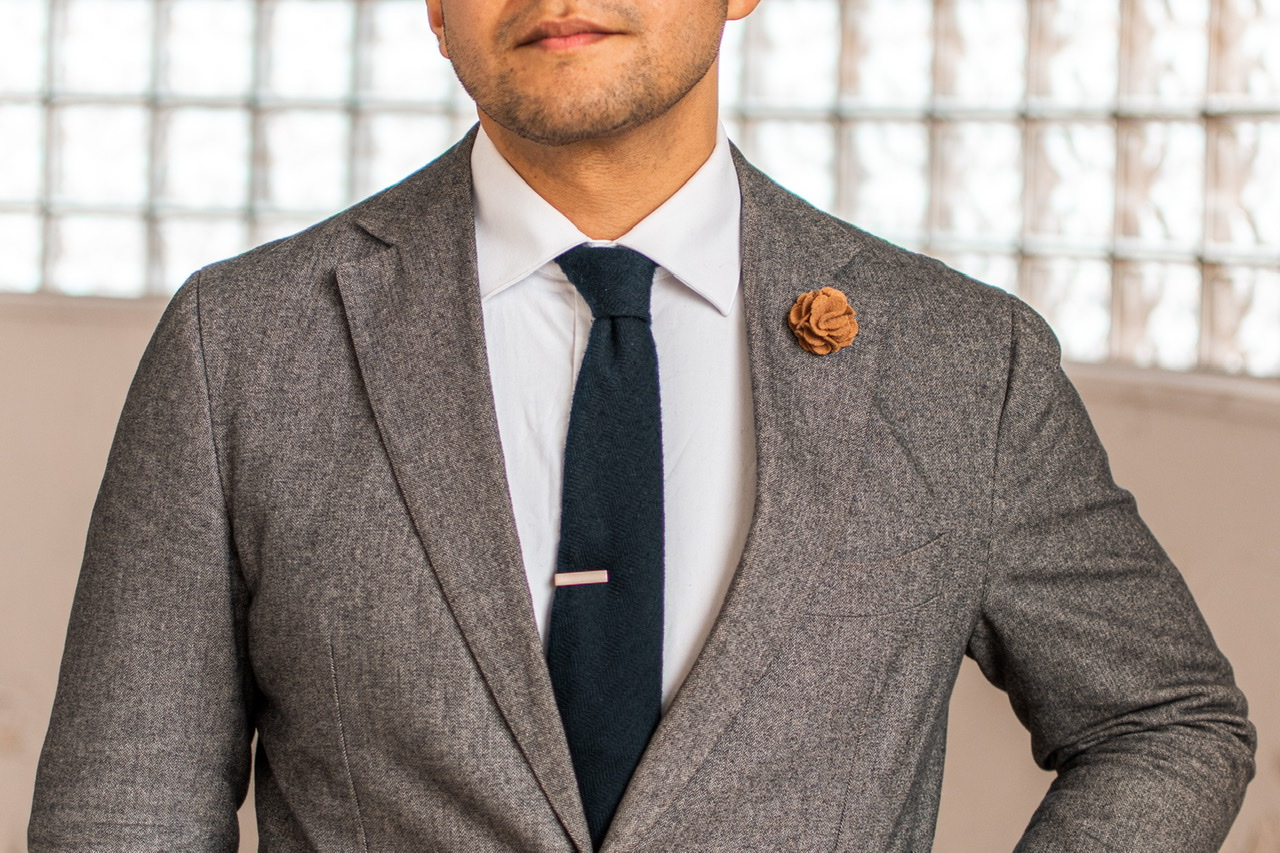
2,295 -> 1276,851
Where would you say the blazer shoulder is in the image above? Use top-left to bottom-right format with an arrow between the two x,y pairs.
734,148 -> 1014,322
733,152 -> 1050,396
188,129 -> 478,313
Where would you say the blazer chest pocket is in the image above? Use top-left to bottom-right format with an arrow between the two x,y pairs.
805,533 -> 951,617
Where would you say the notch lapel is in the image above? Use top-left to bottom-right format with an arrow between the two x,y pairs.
603,156 -> 888,849
334,134 -> 591,852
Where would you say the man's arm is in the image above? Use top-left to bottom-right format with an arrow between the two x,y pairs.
29,276 -> 253,851
969,298 -> 1255,851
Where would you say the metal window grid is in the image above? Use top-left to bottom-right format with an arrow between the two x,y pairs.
722,0 -> 1280,377
0,0 -> 477,297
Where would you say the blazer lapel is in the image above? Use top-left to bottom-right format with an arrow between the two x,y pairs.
334,133 -> 592,852
604,155 -> 888,849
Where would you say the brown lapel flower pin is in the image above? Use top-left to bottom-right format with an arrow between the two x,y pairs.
788,286 -> 858,355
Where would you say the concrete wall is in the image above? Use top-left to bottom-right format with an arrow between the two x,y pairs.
2,295 -> 1276,851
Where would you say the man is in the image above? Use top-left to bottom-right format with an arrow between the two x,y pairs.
30,0 -> 1253,850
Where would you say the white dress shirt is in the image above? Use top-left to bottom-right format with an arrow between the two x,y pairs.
471,126 -> 756,707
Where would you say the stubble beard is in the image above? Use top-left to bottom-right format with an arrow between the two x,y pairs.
447,23 -> 723,147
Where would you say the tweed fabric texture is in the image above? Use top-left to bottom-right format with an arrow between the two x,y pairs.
548,246 -> 664,848
30,128 -> 1254,852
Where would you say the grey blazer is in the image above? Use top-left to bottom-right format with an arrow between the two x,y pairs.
31,132 -> 1254,852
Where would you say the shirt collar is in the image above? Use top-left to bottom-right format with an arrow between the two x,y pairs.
470,124 -> 742,316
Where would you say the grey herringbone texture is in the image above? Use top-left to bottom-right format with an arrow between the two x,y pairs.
30,129 -> 1254,852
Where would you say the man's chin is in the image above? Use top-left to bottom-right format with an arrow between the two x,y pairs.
483,101 -> 664,147
461,54 -> 714,148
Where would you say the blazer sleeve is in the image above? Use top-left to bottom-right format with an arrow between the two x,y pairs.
967,298 -> 1256,852
29,274 -> 253,851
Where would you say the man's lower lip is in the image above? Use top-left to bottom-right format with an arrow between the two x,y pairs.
532,32 -> 609,50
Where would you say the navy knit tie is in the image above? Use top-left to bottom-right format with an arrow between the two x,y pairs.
547,245 -> 664,849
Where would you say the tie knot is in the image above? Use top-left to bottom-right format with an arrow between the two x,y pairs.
556,245 -> 658,321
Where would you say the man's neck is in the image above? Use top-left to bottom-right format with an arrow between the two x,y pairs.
477,78 -> 720,242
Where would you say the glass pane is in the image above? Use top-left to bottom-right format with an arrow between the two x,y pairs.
935,121 -> 1023,242
365,0 -> 457,103
1029,0 -> 1119,105
1026,121 -> 1115,243
842,121 -> 928,237
842,0 -> 932,108
359,113 -> 456,197
750,121 -> 836,211
57,0 -> 153,95
0,214 -> 42,293
159,216 -> 249,291
0,104 -> 44,202
1025,257 -> 1112,363
719,16 -> 746,109
1207,265 -> 1280,376
0,0 -> 47,95
49,215 -> 147,297
722,117 -> 743,145
1117,121 -> 1204,247
161,108 -> 251,209
936,0 -> 1027,107
53,106 -> 149,207
744,0 -> 840,109
448,112 -> 478,141
937,251 -> 1020,294
1124,0 -> 1209,104
1215,0 -> 1280,101
253,214 -> 321,246
1116,261 -> 1201,370
164,0 -> 254,97
266,0 -> 355,100
261,110 -> 349,211
1208,119 -> 1280,249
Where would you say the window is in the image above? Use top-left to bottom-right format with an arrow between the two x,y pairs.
722,0 -> 1280,376
3,0 -> 1278,377
0,0 -> 475,297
